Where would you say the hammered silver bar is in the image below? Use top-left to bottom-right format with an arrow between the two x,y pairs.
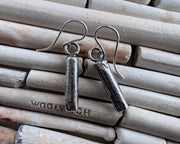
65,56 -> 79,112
94,60 -> 128,112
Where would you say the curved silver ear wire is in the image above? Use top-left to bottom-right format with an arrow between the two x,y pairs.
89,25 -> 125,79
36,19 -> 88,53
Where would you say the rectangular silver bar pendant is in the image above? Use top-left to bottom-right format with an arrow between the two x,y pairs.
65,56 -> 79,112
94,60 -> 128,112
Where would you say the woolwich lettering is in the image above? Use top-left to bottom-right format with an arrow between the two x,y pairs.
31,101 -> 91,117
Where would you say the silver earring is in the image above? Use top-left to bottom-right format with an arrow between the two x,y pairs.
36,20 -> 88,112
88,26 -> 128,112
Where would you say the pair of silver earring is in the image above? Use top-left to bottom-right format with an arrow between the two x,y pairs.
37,20 -> 128,113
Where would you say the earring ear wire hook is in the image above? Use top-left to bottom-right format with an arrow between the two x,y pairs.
89,25 -> 125,79
36,19 -> 88,52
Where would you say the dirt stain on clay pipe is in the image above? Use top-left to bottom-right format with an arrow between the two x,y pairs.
0,126 -> 16,143
0,27 -> 130,64
78,40 -> 129,63
162,11 -> 173,23
0,115 -> 15,123
0,29 -> 17,46
10,26 -> 50,48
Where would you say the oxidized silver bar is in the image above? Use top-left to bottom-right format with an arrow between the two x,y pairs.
94,60 -> 128,112
65,55 -> 79,112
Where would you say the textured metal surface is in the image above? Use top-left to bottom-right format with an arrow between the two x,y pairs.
65,56 -> 79,111
94,60 -> 128,112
